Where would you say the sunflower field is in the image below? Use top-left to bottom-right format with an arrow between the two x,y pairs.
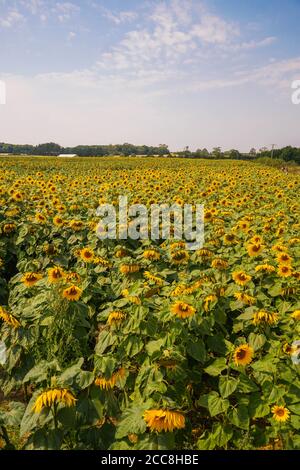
0,156 -> 299,451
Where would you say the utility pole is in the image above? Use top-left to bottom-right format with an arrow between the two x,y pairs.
271,144 -> 276,159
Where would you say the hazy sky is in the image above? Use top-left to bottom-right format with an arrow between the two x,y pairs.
1,0 -> 300,151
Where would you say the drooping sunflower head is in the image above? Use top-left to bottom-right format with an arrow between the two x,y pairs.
32,388 -> 76,414
252,310 -> 278,326
234,292 -> 256,305
63,285 -> 82,301
232,271 -> 252,286
107,311 -> 126,327
22,272 -> 43,287
48,266 -> 65,283
171,301 -> 196,319
144,271 -> 164,286
271,405 -> 290,423
255,264 -> 276,274
233,344 -> 254,366
211,258 -> 228,270
143,249 -> 161,261
170,249 -> 189,264
143,409 -> 185,433
0,306 -> 20,328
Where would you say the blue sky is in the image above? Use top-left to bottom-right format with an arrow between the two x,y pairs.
1,0 -> 300,151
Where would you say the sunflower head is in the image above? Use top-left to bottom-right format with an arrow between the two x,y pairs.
63,285 -> 82,301
48,266 -> 65,283
80,247 -> 94,263
271,405 -> 290,423
22,272 -> 43,287
233,344 -> 254,366
171,301 -> 196,319
143,409 -> 185,433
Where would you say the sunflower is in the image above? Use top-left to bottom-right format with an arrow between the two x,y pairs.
53,215 -> 64,226
115,248 -> 129,258
171,301 -> 196,319
247,243 -> 264,257
196,248 -> 213,258
277,265 -> 293,278
234,292 -> 256,305
3,223 -> 16,234
233,344 -> 254,366
271,406 -> 290,423
69,220 -> 84,231
232,271 -> 252,286
22,272 -> 43,287
255,264 -> 276,274
170,249 -> 189,264
276,253 -> 292,266
143,409 -> 185,433
80,247 -> 94,263
120,264 -> 140,274
48,266 -> 65,283
223,233 -> 236,245
35,213 -> 47,224
65,272 -> 81,284
211,258 -> 228,270
252,310 -> 278,326
0,307 -> 20,328
32,388 -> 76,413
95,368 -> 126,390
144,271 -> 164,286
143,249 -> 161,261
291,310 -> 300,320
204,294 -> 217,312
63,285 -> 82,301
107,311 -> 126,326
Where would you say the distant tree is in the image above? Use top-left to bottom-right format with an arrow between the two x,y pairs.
249,148 -> 256,156
212,147 -> 222,158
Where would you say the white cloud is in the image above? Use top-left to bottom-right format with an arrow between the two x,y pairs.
102,9 -> 138,25
68,31 -> 76,40
53,2 -> 80,22
191,13 -> 239,44
0,9 -> 25,28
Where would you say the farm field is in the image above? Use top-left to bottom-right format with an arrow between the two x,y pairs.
0,156 -> 299,450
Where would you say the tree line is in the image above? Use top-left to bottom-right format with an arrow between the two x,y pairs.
0,142 -> 299,163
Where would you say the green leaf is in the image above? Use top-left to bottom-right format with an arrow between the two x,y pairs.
249,393 -> 270,418
228,405 -> 249,430
187,340 -> 206,362
146,338 -> 165,357
207,392 -> 229,417
115,405 -> 147,439
0,402 -> 25,427
248,333 -> 266,351
95,331 -> 116,355
212,423 -> 233,448
219,376 -> 239,398
291,415 -> 300,430
204,357 -> 227,376
20,393 -> 52,437
237,374 -> 259,393
122,335 -> 144,357
76,371 -> 94,390
288,403 -> 300,415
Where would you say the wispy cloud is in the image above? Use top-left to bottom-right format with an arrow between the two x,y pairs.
0,9 -> 25,28
101,8 -> 138,25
